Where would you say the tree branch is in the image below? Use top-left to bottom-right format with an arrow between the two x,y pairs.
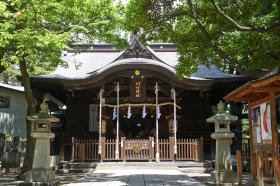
210,0 -> 280,35
186,0 -> 268,77
28,0 -> 38,25
149,10 -> 194,23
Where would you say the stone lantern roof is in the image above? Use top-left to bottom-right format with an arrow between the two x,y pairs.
207,101 -> 238,122
27,101 -> 59,123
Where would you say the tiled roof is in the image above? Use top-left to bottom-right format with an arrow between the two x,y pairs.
191,65 -> 241,79
35,38 -> 242,81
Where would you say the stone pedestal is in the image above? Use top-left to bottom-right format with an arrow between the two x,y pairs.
207,101 -> 238,185
211,170 -> 238,184
211,132 -> 238,184
211,132 -> 235,170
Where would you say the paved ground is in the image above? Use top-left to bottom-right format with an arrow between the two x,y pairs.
64,169 -> 205,186
0,161 -> 260,186
0,169 -> 205,186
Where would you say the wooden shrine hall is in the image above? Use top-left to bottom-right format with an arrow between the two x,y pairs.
30,37 -> 249,162
225,67 -> 280,185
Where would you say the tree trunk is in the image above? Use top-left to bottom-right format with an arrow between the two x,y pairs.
19,58 -> 36,175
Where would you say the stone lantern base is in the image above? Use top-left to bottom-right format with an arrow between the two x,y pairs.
19,170 -> 59,186
211,170 -> 238,184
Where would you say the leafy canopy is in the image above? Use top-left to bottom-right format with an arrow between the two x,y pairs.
125,0 -> 280,77
0,0 -> 129,173
0,0 -> 128,77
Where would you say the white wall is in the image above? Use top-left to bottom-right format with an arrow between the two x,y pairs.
0,88 -> 27,137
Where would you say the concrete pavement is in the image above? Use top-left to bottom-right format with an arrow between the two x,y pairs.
65,168 -> 206,186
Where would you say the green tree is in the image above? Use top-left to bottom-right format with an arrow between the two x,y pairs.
0,65 -> 20,85
125,0 -> 280,78
0,0 -> 127,174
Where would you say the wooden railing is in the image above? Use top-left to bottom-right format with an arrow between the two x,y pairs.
159,138 -> 171,160
176,138 -> 199,160
71,136 -> 204,162
104,138 -> 117,160
72,138 -> 99,161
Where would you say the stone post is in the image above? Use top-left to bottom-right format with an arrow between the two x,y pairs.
206,101 -> 238,184
21,101 -> 60,186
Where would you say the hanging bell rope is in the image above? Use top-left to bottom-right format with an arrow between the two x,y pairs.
100,102 -> 182,109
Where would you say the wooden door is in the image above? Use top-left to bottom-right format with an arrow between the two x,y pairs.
124,139 -> 151,161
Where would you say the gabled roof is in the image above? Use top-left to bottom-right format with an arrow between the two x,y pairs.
0,83 -> 24,92
113,35 -> 164,63
225,67 -> 280,103
33,37 -> 243,86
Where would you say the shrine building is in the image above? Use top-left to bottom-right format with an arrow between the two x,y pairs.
30,37 -> 249,162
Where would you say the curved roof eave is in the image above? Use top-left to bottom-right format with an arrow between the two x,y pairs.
31,58 -> 213,88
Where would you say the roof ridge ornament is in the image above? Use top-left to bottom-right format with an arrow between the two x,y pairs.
39,101 -> 49,114
217,101 -> 225,114
113,36 -> 163,62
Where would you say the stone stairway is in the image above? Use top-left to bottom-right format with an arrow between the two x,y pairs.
57,161 -> 212,174
56,161 -> 98,174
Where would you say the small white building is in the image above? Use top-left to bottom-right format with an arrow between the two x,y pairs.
0,83 -> 27,137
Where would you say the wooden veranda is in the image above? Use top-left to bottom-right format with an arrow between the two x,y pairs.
225,67 -> 280,186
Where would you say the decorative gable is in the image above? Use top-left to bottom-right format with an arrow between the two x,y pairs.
114,36 -> 163,62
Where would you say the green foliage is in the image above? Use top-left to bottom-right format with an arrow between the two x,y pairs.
0,0 -> 128,79
125,0 -> 280,77
0,65 -> 20,85
0,0 -> 129,172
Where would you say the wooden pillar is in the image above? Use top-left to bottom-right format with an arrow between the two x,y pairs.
269,91 -> 280,185
200,136 -> 204,162
237,150 -> 242,185
149,137 -> 154,162
256,151 -> 264,186
248,104 -> 257,179
155,82 -> 160,162
100,137 -> 106,162
71,137 -> 75,161
81,143 -> 85,161
60,144 -> 65,161
121,137 -> 126,162
115,82 -> 120,159
98,89 -> 104,156
194,139 -> 199,162
264,152 -> 272,178
169,137 -> 175,162
171,89 -> 177,156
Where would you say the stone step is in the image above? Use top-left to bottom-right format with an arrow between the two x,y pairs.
177,161 -> 212,168
178,167 -> 212,173
68,168 -> 95,173
59,161 -> 212,173
96,161 -> 211,170
96,162 -> 177,170
56,168 -> 95,174
62,162 -> 97,169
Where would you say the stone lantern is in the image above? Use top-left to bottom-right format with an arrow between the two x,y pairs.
206,101 -> 238,184
23,101 -> 59,185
